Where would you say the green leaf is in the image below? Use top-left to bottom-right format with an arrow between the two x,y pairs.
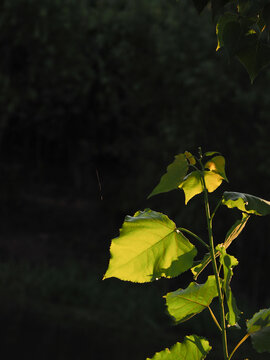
178,171 -> 203,204
204,151 -> 220,157
148,154 -> 188,199
222,191 -> 270,216
247,308 -> 270,353
103,209 -> 197,283
217,246 -> 241,326
179,170 -> 224,204
236,34 -> 270,83
146,335 -> 211,360
204,155 -> 228,182
165,276 -> 218,323
191,252 -> 214,280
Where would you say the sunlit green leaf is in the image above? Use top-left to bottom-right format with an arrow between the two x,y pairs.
217,246 -> 241,326
103,209 -> 197,283
247,308 -> 270,353
204,155 -> 228,182
191,252 -> 213,280
146,335 -> 211,360
184,151 -> 196,165
179,170 -> 224,204
222,192 -> 270,216
178,171 -> 203,204
148,154 -> 188,199
165,276 -> 218,323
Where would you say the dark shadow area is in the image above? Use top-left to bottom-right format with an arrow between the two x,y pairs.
0,0 -> 269,358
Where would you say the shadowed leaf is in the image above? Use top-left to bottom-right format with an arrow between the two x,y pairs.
222,192 -> 270,215
247,308 -> 270,353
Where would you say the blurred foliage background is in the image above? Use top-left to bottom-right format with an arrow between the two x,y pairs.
0,0 -> 269,358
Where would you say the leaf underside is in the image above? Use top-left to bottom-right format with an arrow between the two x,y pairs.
222,192 -> 270,216
103,209 -> 197,283
146,335 -> 211,360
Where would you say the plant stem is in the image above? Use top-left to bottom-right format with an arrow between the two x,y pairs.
200,171 -> 229,360
228,334 -> 250,360
177,228 -> 209,250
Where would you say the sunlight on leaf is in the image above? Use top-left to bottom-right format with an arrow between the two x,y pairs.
148,154 -> 188,198
103,209 -> 197,283
146,335 -> 211,360
217,246 -> 241,326
165,276 -> 218,323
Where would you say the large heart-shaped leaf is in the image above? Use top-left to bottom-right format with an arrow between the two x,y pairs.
103,209 -> 197,283
247,308 -> 270,353
217,246 -> 241,326
148,154 -> 188,199
165,276 -> 218,323
222,192 -> 270,216
146,335 -> 211,360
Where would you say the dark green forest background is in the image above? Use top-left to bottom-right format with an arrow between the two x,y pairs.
0,0 -> 269,359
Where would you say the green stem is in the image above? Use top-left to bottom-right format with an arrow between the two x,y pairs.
228,334 -> 250,360
211,198 -> 222,221
177,228 -> 209,250
200,169 -> 229,360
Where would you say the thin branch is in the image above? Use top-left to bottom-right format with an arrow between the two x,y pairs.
208,306 -> 222,332
229,333 -> 250,360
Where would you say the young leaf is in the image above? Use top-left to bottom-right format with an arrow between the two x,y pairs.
204,155 -> 228,182
165,275 -> 218,323
148,154 -> 188,199
222,192 -> 270,216
178,171 -> 203,204
146,335 -> 211,360
217,246 -> 241,326
247,308 -> 270,353
179,171 -> 224,204
103,209 -> 197,283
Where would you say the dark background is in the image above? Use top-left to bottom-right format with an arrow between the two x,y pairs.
0,0 -> 269,359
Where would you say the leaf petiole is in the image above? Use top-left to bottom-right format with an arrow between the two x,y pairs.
208,305 -> 222,332
228,333 -> 250,360
177,228 -> 209,250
